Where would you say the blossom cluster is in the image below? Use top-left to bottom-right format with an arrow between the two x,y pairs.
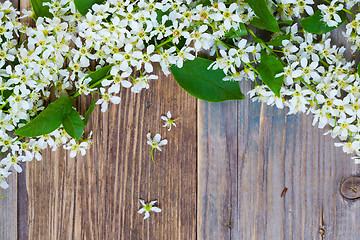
1,0 -> 360,191
207,1 -> 360,163
0,0 -> 256,189
249,31 -> 360,162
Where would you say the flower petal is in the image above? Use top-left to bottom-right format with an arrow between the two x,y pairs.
151,207 -> 162,213
154,133 -> 161,143
137,208 -> 145,214
159,139 -> 168,146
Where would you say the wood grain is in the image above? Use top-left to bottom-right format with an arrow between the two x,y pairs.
3,0 -> 360,239
22,64 -> 197,239
17,0 -> 32,239
0,172 -> 17,240
197,100 -> 238,240
198,25 -> 360,240
0,1 -> 22,240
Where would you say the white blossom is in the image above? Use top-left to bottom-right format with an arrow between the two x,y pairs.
137,199 -> 162,219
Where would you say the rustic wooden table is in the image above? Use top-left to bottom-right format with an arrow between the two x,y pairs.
1,0 -> 360,239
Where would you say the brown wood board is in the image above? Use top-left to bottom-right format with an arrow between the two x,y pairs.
20,64 -> 197,239
1,0 -> 360,239
197,24 -> 360,238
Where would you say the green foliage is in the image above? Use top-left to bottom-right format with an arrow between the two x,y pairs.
225,23 -> 248,38
279,20 -> 293,25
83,97 -> 95,126
156,10 -> 171,26
0,90 -> 13,110
257,51 -> 284,97
87,65 -> 113,87
74,0 -> 105,16
170,57 -> 245,102
62,108 -> 84,140
196,0 -> 212,6
249,17 -> 267,30
30,0 -> 52,18
14,97 -> 73,137
266,32 -> 291,46
247,0 -> 280,32
300,10 -> 346,34
2,90 -> 12,101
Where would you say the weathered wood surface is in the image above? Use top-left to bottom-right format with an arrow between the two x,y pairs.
0,172 -> 17,240
0,1 -> 21,240
20,64 -> 197,239
198,26 -> 360,240
2,0 -> 360,239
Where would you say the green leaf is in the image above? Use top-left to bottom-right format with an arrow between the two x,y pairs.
247,0 -> 280,32
357,63 -> 360,76
2,90 -> 12,101
257,50 -> 284,97
300,10 -> 346,34
196,0 -> 212,6
266,32 -> 291,46
86,65 -> 113,87
62,108 -> 84,141
83,97 -> 95,126
279,20 -> 293,25
253,36 -> 264,44
156,10 -> 171,26
249,17 -> 267,30
0,90 -> 13,110
14,97 -> 73,137
74,0 -> 105,16
30,0 -> 52,18
225,23 -> 248,38
170,57 -> 244,102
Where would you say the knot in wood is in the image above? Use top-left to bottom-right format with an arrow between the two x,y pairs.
340,177 -> 360,200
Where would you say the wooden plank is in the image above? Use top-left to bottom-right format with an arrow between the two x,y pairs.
17,0 -> 31,239
0,1 -> 21,239
197,100 -> 238,239
22,64 -> 197,239
198,27 -> 360,239
234,91 -> 360,240
0,172 -> 17,240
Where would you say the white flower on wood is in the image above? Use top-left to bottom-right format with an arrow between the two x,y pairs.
137,199 -> 162,219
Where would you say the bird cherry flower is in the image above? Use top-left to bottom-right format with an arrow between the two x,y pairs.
63,139 -> 90,158
161,111 -> 179,131
330,116 -> 357,141
229,39 -> 255,66
137,199 -> 162,219
318,1 -> 343,27
335,141 -> 360,154
146,133 -> 167,162
175,46 -> 195,68
294,0 -> 314,16
0,170 -> 11,189
0,153 -> 22,173
75,75 -> 96,96
96,87 -> 121,112
212,2 -> 242,31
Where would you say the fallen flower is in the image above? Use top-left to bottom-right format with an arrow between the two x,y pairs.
161,111 -> 179,131
137,199 -> 162,219
147,133 -> 167,162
